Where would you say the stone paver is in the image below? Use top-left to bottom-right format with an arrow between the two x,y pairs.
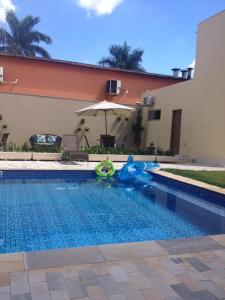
85,285 -> 108,300
98,241 -> 168,261
0,253 -> 24,274
50,289 -> 70,300
0,273 -> 10,287
25,246 -> 104,270
64,277 -> 87,298
108,266 -> 129,283
97,274 -> 121,295
45,271 -> 65,291
30,281 -> 50,300
11,271 -> 30,296
0,286 -> 10,300
158,237 -> 224,255
0,236 -> 225,299
79,270 -> 98,286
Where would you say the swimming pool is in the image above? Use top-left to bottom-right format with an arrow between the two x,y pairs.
0,170 -> 224,253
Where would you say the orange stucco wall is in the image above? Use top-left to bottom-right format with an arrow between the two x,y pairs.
0,55 -> 182,104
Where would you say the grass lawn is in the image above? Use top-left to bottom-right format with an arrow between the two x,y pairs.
161,169 -> 225,188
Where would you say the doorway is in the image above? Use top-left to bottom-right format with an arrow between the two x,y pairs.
170,109 -> 182,154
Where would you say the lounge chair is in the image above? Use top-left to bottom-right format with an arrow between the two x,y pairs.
115,135 -> 128,148
62,134 -> 89,161
0,133 -> 10,148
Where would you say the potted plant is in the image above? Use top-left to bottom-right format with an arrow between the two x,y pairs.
149,142 -> 156,155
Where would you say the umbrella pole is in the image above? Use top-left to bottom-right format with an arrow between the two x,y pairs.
104,110 -> 108,135
104,110 -> 109,158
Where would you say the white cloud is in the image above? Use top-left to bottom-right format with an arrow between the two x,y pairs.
0,0 -> 16,22
75,0 -> 123,15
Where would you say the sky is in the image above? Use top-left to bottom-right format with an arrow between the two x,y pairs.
0,0 -> 225,75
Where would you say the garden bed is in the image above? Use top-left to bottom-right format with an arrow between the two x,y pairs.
0,151 -> 178,163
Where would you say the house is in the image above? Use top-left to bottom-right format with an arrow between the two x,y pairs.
142,10 -> 225,167
0,54 -> 182,146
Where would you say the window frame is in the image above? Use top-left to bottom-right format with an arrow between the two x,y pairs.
148,109 -> 161,121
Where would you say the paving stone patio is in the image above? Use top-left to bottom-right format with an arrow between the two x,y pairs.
0,235 -> 225,300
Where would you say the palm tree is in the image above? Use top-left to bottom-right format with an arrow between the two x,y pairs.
99,42 -> 145,72
0,11 -> 52,58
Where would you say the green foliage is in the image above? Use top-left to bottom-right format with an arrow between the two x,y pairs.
132,109 -> 144,147
99,41 -> 145,71
156,147 -> 174,156
2,141 -> 60,153
0,11 -> 52,58
149,142 -> 156,155
147,142 -> 174,156
3,141 -> 21,152
32,144 -> 60,153
21,142 -> 30,152
162,169 -> 225,188
81,146 -> 174,156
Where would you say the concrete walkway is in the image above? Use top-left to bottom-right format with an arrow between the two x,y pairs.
1,235 -> 225,300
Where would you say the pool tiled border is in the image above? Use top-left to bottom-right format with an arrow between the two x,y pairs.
155,170 -> 225,195
0,160 -> 224,194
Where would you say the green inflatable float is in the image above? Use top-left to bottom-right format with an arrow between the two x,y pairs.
95,159 -> 115,177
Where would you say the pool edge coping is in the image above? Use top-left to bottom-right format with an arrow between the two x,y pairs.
155,170 -> 225,195
1,235 -> 225,272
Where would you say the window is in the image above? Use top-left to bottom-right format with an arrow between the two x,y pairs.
148,110 -> 161,120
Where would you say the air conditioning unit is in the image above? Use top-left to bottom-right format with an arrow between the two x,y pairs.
106,80 -> 121,95
143,96 -> 155,106
0,66 -> 3,83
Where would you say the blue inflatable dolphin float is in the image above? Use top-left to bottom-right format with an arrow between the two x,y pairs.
118,155 -> 159,184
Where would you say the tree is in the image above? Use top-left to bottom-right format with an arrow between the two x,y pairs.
0,11 -> 52,58
132,109 -> 144,147
99,42 -> 145,72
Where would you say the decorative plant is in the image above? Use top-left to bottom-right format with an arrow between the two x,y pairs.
117,116 -> 122,122
125,117 -> 129,122
21,142 -> 30,152
132,109 -> 144,147
156,147 -> 165,156
2,124 -> 8,129
80,146 -> 175,156
148,142 -> 156,155
85,127 -> 90,132
76,127 -> 82,132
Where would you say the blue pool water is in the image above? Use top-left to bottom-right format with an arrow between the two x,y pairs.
0,170 -> 225,253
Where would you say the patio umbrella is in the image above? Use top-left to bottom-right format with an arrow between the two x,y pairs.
75,100 -> 135,135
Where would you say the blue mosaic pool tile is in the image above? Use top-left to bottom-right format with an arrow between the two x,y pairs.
0,171 -> 224,253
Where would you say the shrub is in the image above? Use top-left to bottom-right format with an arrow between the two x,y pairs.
81,146 -> 174,156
